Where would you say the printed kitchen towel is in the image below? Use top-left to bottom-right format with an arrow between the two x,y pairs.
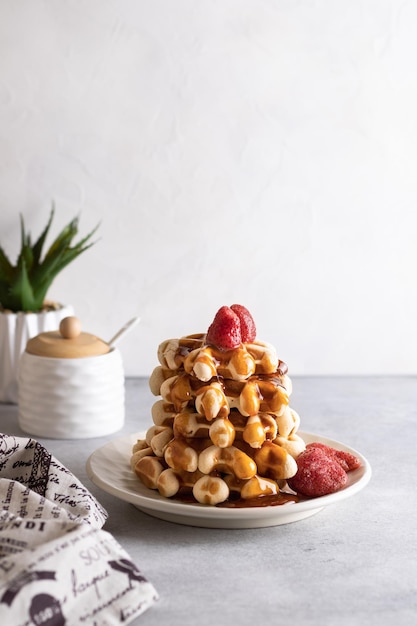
0,434 -> 158,625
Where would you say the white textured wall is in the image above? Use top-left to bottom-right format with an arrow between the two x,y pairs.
1,0 -> 416,376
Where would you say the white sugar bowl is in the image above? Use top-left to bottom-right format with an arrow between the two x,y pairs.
18,316 -> 125,439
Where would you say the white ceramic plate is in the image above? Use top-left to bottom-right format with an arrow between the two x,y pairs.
86,431 -> 371,529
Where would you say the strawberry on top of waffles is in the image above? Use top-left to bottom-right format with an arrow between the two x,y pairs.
131,305 -> 360,505
206,304 -> 256,349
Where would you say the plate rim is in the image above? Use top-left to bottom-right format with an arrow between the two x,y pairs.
86,430 -> 372,525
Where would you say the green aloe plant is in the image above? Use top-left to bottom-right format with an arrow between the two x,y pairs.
0,207 -> 99,312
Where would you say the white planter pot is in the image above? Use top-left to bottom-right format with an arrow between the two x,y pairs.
18,348 -> 125,439
0,304 -> 74,404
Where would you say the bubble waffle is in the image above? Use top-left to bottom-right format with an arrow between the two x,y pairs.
131,439 -> 153,467
159,372 -> 291,418
131,450 -> 286,506
131,305 -> 307,506
149,366 -> 180,396
145,425 -> 174,457
198,444 -> 257,479
157,334 -> 205,369
224,474 -> 280,499
183,341 -> 287,382
172,410 -> 292,449
133,455 -> 165,489
151,400 -> 176,427
158,333 -> 288,377
273,433 -> 306,458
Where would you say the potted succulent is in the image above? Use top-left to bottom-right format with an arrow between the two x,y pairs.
0,207 -> 98,403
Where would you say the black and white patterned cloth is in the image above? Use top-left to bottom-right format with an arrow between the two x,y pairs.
0,434 -> 158,625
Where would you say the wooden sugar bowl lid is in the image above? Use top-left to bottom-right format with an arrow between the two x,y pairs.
26,316 -> 110,359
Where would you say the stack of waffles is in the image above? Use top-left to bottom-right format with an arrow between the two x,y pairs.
131,305 -> 306,506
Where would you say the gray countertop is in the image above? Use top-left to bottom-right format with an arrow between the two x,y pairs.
1,377 -> 416,625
